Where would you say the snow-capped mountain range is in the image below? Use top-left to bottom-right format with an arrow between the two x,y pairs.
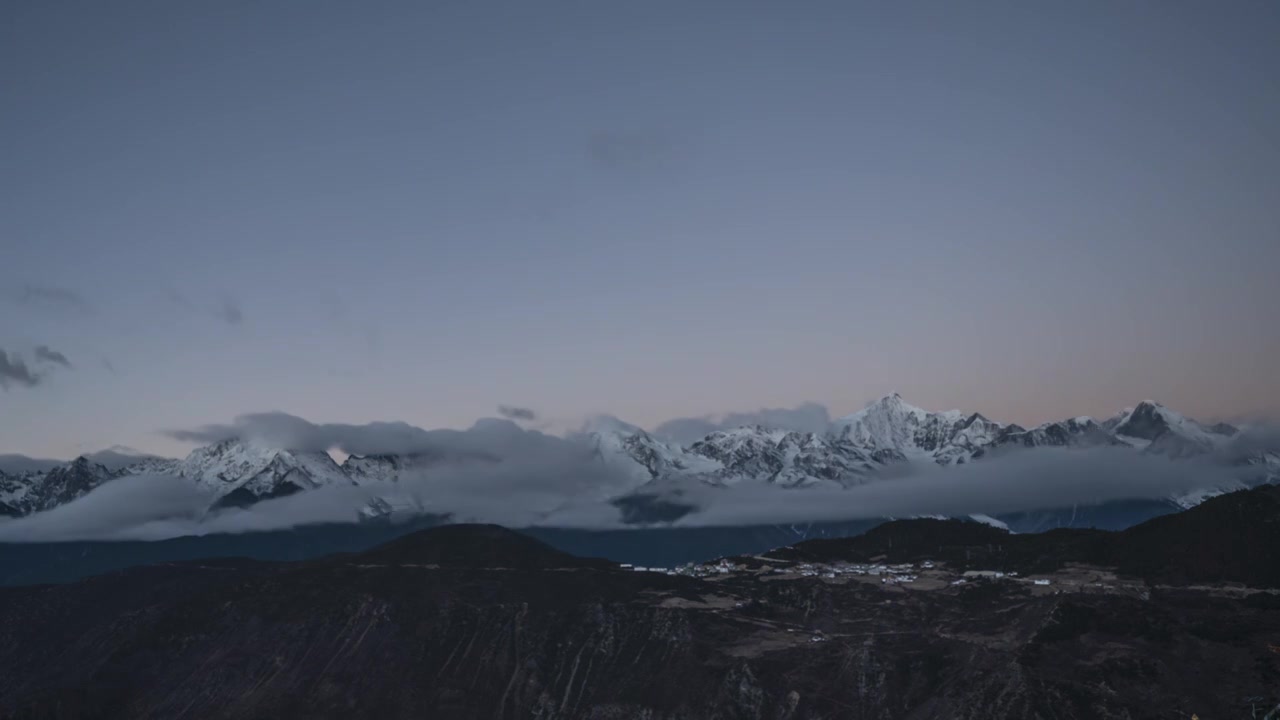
585,394 -> 1273,490
1,395 -> 1276,520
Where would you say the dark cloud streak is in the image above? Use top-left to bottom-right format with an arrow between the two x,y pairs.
162,287 -> 246,326
164,412 -> 572,461
34,345 -> 72,368
217,299 -> 244,325
0,349 -> 41,389
6,284 -> 91,314
498,405 -> 537,422
161,287 -> 196,311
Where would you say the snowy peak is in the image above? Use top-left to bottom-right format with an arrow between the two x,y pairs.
1108,400 -> 1236,456
834,394 -> 988,464
41,456 -> 116,503
343,453 -> 422,484
580,414 -> 645,437
997,416 -> 1119,449
0,455 -> 116,517
582,418 -> 893,489
691,426 -> 892,487
840,393 -> 938,425
1111,401 -> 1181,442
5,397 -> 1277,521
177,439 -> 354,504
121,456 -> 182,476
582,420 -> 721,487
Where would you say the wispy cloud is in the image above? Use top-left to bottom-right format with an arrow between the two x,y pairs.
217,298 -> 244,326
498,405 -> 537,422
6,284 -> 91,314
587,127 -> 685,180
162,287 -> 246,326
0,349 -> 41,389
161,287 -> 196,311
33,345 -> 71,368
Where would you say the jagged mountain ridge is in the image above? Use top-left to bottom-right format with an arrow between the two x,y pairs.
176,440 -> 356,507
582,416 -> 902,489
995,415 -> 1123,449
2,396 -> 1275,519
587,395 -> 1276,493
0,457 -> 116,517
0,441 -> 364,517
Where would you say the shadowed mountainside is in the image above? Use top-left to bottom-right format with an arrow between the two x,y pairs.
0,490 -> 1278,718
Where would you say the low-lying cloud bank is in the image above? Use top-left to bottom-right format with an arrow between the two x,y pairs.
662,448 -> 1244,527
0,436 -> 1263,542
0,474 -> 212,541
163,412 -> 578,461
0,415 -> 644,541
1,409 -> 1273,542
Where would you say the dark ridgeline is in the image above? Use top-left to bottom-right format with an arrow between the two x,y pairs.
0,488 -> 1278,718
772,483 -> 1280,588
344,523 -> 613,570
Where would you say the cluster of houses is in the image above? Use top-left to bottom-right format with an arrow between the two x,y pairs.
619,563 -> 674,574
618,558 -> 744,577
788,560 -> 922,584
616,556 -> 1055,588
681,559 -> 744,577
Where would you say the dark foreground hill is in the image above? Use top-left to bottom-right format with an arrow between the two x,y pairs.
0,498 -> 1278,719
770,483 -> 1280,588
347,523 -> 615,569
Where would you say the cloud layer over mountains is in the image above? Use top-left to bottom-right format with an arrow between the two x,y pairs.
662,448 -> 1240,526
652,402 -> 833,444
2,397 -> 1271,542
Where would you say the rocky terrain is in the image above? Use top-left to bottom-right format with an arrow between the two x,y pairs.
0,487 -> 1278,719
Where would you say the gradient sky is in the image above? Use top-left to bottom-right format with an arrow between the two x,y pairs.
3,0 -> 1278,459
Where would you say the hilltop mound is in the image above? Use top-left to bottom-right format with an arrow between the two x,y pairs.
356,523 -> 612,569
1109,483 -> 1280,586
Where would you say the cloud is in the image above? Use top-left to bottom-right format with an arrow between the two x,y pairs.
5,414 -> 643,540
162,412 -> 637,484
0,453 -> 63,474
162,287 -> 196,311
652,402 -> 833,444
3,404 -> 1266,542
162,287 -> 247,326
0,349 -> 41,389
33,345 -> 71,368
164,412 -> 460,457
586,128 -> 685,180
6,284 -> 91,314
656,447 -> 1245,527
0,441 -> 1251,542
0,474 -> 210,542
1217,423 -> 1280,463
217,298 -> 244,325
498,405 -> 537,422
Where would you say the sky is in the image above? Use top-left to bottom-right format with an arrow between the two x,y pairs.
3,0 -> 1279,459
